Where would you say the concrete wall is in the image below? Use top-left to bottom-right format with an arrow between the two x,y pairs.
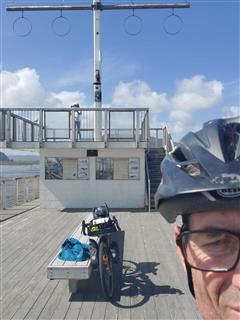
40,148 -> 146,209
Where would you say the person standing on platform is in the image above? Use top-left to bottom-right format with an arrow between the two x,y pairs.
71,104 -> 82,141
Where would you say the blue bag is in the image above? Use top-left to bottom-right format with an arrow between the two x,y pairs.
58,237 -> 90,261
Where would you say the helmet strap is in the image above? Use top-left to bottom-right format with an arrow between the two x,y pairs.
181,218 -> 195,298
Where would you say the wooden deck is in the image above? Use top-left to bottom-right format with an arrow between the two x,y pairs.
1,205 -> 200,320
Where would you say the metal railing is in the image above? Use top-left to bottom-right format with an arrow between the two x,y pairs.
0,110 -> 40,143
0,107 -> 150,144
0,108 -> 174,150
162,126 -> 175,152
0,175 -> 40,210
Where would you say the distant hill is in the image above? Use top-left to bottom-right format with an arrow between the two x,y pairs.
0,149 -> 39,164
0,152 -> 9,162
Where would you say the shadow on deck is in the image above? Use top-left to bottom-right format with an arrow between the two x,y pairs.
1,208 -> 200,320
70,260 -> 184,307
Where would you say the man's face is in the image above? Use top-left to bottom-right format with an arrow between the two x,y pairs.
175,210 -> 240,320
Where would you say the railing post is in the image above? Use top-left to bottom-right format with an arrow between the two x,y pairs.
12,116 -> 16,141
31,123 -> 34,142
37,176 -> 39,198
23,178 -> 26,203
144,110 -> 149,142
0,111 -> 6,141
155,129 -> 159,148
71,109 -> 75,145
38,110 -> 43,145
2,181 -> 6,210
15,178 -> 19,206
104,109 -> 108,146
23,122 -> 27,141
135,110 -> 139,145
6,111 -> 11,145
34,176 -> 37,199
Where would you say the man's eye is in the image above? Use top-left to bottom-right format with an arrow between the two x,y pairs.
202,238 -> 236,252
203,239 -> 225,248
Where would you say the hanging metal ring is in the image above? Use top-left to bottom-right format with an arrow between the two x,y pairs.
51,10 -> 71,37
124,9 -> 143,36
163,9 -> 183,35
13,10 -> 32,37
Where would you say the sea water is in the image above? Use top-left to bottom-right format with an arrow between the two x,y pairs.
0,165 -> 40,180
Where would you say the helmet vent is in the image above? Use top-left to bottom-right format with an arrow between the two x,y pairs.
172,147 -> 187,162
181,163 -> 201,177
217,188 -> 240,198
222,123 -> 240,162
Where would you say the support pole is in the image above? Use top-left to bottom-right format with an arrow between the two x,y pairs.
135,111 -> 140,146
93,0 -> 102,141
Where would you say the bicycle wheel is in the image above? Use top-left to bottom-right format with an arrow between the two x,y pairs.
99,239 -> 114,299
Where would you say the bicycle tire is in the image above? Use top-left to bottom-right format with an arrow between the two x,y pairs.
99,239 -> 114,299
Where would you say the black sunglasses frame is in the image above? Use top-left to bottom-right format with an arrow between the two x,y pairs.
176,228 -> 240,272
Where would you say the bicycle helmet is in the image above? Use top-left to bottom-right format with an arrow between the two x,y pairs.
155,116 -> 240,223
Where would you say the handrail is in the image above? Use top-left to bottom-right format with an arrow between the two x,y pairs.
0,108 -> 174,149
145,152 -> 151,212
163,126 -> 174,153
10,112 -> 40,126
0,107 -> 149,112
0,175 -> 40,210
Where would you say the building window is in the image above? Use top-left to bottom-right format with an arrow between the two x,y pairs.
96,158 -> 113,180
45,158 -> 63,180
96,158 -> 140,180
45,157 -> 89,180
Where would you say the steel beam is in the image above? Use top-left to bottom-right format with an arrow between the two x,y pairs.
6,3 -> 190,12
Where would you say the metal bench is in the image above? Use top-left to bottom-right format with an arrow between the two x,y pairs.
47,214 -> 100,293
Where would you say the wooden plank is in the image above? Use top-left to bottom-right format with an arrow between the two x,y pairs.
2,215 -> 80,319
77,270 -> 103,320
24,280 -> 61,319
139,213 -> 179,320
1,210 -> 65,276
8,214 -> 84,320
10,268 -> 50,320
64,295 -> 84,320
2,215 -> 74,301
1,209 -> 201,320
50,282 -> 73,320
137,214 -> 160,320
37,280 -> 69,320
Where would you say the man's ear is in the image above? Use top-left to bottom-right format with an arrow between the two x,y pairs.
174,225 -> 186,272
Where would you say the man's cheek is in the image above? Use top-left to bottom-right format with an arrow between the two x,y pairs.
193,270 -> 222,320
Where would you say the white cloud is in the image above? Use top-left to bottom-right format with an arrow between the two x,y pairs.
112,80 -> 169,112
168,121 -> 202,137
1,68 -> 226,139
171,75 -> 223,111
0,68 -> 87,109
169,110 -> 192,123
222,105 -> 240,118
1,68 -> 45,108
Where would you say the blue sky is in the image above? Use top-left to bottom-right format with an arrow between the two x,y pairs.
1,0 -> 239,138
